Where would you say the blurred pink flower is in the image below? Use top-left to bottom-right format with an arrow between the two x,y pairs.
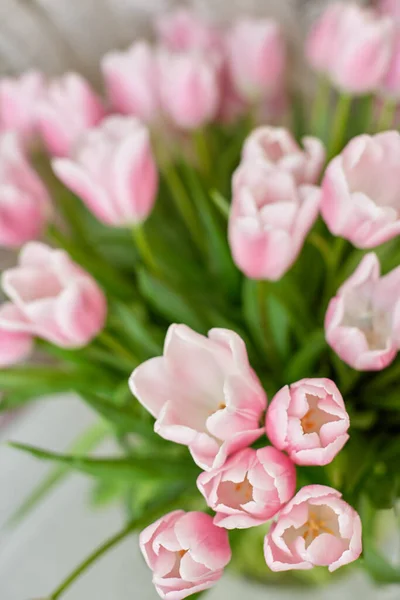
53,116 -> 158,227
0,133 -> 50,248
37,73 -> 106,157
156,8 -> 221,53
101,41 -> 161,123
305,2 -> 348,75
0,304 -> 33,367
325,253 -> 400,371
129,324 -> 267,471
321,131 -> 400,247
158,48 -> 221,130
226,18 -> 286,102
197,446 -> 296,529
229,163 -> 320,280
381,29 -> 400,98
266,378 -> 350,466
379,0 -> 400,21
0,70 -> 46,148
242,126 -> 325,185
0,242 -> 106,349
264,485 -> 362,572
140,510 -> 231,600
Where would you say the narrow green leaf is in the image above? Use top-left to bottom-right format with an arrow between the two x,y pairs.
363,547 -> 400,584
284,329 -> 326,382
210,190 -> 230,219
112,302 -> 162,358
242,279 -> 269,356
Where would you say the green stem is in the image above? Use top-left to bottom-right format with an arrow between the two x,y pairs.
320,237 -> 348,316
210,190 -> 230,220
376,98 -> 397,133
311,77 -> 331,140
132,224 -> 159,274
193,129 -> 212,180
328,93 -> 352,160
257,280 -> 281,372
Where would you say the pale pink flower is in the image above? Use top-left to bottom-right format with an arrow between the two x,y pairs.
266,378 -> 350,466
0,242 -> 106,349
325,253 -> 400,371
156,9 -> 221,53
53,116 -> 158,227
381,29 -> 400,98
0,304 -> 33,367
379,0 -> 400,22
140,510 -> 231,600
0,133 -> 50,248
129,324 -> 267,471
321,131 -> 400,247
158,48 -> 221,130
0,70 -> 46,148
197,446 -> 296,530
242,127 -> 325,185
226,18 -> 286,102
305,2 -> 348,75
264,485 -> 362,572
37,73 -> 106,157
229,163 -> 321,280
101,41 -> 160,123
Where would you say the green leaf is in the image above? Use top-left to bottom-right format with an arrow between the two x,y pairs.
90,479 -> 128,508
112,302 -> 162,358
363,547 -> 400,584
9,442 -> 200,483
268,295 -> 290,360
210,190 -> 230,219
284,329 -> 326,382
242,279 -> 269,356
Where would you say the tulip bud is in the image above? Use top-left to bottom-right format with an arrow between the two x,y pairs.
156,8 -> 221,53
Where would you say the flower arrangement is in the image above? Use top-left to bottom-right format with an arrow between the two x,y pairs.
1,1 -> 400,598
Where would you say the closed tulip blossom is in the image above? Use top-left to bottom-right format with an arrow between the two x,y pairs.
226,18 -> 286,102
158,49 -> 221,130
242,127 -> 325,185
197,447 -> 296,529
266,378 -> 350,466
229,163 -> 321,280
130,325 -> 267,471
0,70 -> 46,147
53,116 -> 158,227
305,2 -> 348,75
156,9 -> 221,53
0,133 -> 50,248
37,73 -> 106,157
140,511 -> 231,600
0,242 -> 106,349
321,131 -> 400,248
381,30 -> 400,98
264,485 -> 362,572
0,304 -> 33,367
101,42 -> 160,123
325,253 -> 400,371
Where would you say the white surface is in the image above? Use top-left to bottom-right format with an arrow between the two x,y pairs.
0,396 -> 399,600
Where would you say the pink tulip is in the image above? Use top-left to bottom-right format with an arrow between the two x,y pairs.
229,163 -> 321,280
197,446 -> 296,529
0,70 -> 46,148
0,304 -> 33,367
379,0 -> 400,21
321,131 -> 400,248
325,253 -> 400,371
156,9 -> 221,53
305,2 -> 349,75
129,324 -> 267,471
264,485 -> 362,572
53,116 -> 158,227
37,73 -> 106,157
101,41 -> 160,123
242,127 -> 325,185
140,510 -> 231,600
226,18 -> 286,102
381,29 -> 400,98
158,48 -> 221,130
266,378 -> 350,466
0,133 -> 50,248
0,242 -> 106,349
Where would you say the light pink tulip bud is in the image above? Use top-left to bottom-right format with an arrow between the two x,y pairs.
0,133 -> 50,248
321,131 -> 400,247
266,378 -> 350,466
130,324 -> 267,471
197,447 -> 296,530
226,18 -> 286,102
101,41 -> 160,123
37,73 -> 106,157
156,9 -> 221,53
229,163 -> 321,281
0,70 -> 46,148
325,253 -> 400,371
53,116 -> 158,227
264,485 -> 362,572
158,48 -> 221,130
306,2 -> 348,74
379,0 -> 400,21
242,126 -> 325,185
0,303 -> 33,367
140,510 -> 231,600
0,242 -> 106,349
381,29 -> 400,98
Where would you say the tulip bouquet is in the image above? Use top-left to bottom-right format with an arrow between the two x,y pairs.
1,1 -> 400,598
